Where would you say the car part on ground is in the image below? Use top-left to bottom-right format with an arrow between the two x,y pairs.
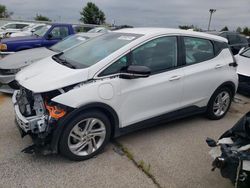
206,112 -> 250,188
0,33 -> 103,93
12,28 -> 238,160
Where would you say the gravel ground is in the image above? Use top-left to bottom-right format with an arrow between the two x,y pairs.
0,93 -> 249,188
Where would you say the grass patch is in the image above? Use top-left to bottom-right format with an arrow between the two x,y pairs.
113,141 -> 161,188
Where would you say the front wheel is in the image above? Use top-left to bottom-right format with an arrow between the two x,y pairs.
59,111 -> 111,161
206,87 -> 233,120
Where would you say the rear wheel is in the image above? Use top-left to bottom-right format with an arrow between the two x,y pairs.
206,87 -> 233,120
59,111 -> 111,161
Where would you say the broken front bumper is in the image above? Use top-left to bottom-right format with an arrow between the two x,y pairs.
12,90 -> 47,133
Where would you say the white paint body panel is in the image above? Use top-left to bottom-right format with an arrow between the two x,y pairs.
235,54 -> 250,77
16,28 -> 238,128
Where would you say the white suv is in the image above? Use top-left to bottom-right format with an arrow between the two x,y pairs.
13,28 -> 238,160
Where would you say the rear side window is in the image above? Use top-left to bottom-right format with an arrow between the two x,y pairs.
183,37 -> 214,65
213,41 -> 228,56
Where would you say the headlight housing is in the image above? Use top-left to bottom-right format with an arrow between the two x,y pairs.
0,43 -> 7,51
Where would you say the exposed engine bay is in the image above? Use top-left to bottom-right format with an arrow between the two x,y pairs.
12,87 -> 70,154
206,112 -> 250,188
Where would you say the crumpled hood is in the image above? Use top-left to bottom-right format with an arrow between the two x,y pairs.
0,47 -> 56,69
16,56 -> 90,93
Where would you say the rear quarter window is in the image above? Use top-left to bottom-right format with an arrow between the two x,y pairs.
183,37 -> 215,65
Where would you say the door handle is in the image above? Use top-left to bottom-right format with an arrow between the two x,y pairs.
169,75 -> 182,81
215,64 -> 223,69
229,62 -> 238,67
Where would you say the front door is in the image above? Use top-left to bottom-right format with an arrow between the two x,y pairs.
119,36 -> 184,127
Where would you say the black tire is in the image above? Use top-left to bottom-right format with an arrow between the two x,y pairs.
206,87 -> 233,120
59,110 -> 111,161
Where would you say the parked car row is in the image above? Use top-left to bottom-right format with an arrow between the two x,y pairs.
0,23 -> 77,56
0,32 -> 102,93
207,31 -> 249,55
0,22 -> 33,38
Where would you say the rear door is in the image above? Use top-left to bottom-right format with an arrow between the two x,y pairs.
180,36 -> 226,108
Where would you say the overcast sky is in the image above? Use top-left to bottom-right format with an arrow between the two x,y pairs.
2,0 -> 250,30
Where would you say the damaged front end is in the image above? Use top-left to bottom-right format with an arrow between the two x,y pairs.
206,112 -> 250,188
12,87 -> 72,155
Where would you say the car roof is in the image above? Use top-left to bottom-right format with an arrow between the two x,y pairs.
114,27 -> 228,43
76,32 -> 103,38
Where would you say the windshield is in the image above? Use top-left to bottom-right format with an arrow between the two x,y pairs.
241,48 -> 250,58
50,35 -> 89,52
57,32 -> 142,69
21,25 -> 33,31
34,25 -> 51,37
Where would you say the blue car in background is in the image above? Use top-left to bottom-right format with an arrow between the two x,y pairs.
0,23 -> 76,56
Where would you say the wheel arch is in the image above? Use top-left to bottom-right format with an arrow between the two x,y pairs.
217,81 -> 236,96
50,102 -> 120,153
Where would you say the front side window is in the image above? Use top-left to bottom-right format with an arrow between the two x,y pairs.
241,48 -> 250,58
99,56 -> 128,76
184,37 -> 214,65
50,27 -> 69,39
58,32 -> 142,69
131,36 -> 177,73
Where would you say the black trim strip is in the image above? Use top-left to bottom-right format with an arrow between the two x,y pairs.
114,106 -> 207,137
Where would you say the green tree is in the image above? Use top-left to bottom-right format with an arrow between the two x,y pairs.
80,2 -> 106,25
242,27 -> 250,36
178,25 -> 202,31
220,26 -> 229,31
236,27 -> 242,33
0,4 -> 13,18
179,25 -> 194,30
34,14 -> 51,22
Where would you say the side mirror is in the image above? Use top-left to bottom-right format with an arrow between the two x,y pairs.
31,29 -> 36,33
47,33 -> 53,39
120,65 -> 151,79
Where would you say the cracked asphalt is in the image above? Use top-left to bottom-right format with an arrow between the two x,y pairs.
0,93 -> 250,188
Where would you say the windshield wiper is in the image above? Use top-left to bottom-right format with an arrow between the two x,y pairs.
52,54 -> 76,69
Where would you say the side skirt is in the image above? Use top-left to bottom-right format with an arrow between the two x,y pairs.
114,106 -> 207,137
